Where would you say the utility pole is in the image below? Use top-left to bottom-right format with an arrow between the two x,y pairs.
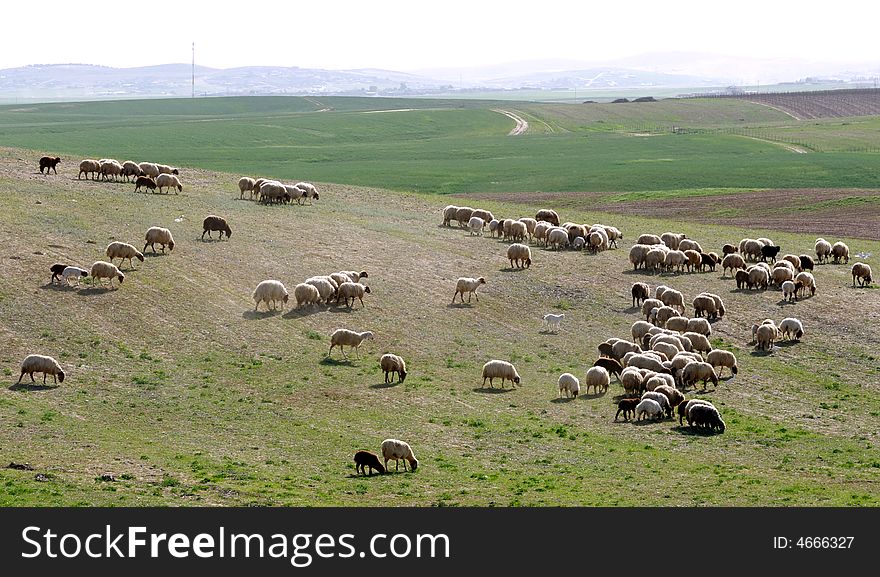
192,42 -> 195,98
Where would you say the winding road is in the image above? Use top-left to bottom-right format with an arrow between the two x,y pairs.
492,109 -> 529,135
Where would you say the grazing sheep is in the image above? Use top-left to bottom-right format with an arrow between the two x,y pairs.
612,340 -> 642,362
721,253 -> 745,277
535,209 -> 560,226
721,243 -> 738,255
60,266 -> 89,287
546,227 -> 570,250
238,177 -> 256,199
688,404 -> 726,432
156,163 -> 179,175
641,391 -> 672,418
654,384 -> 685,412
143,227 -> 175,254
507,243 -> 532,269
782,280 -> 798,302
628,244 -> 651,270
380,353 -> 407,383
120,160 -> 143,181
202,215 -> 232,240
815,238 -> 832,263
134,176 -> 157,193
659,288 -> 685,314
442,205 -> 460,226
799,254 -> 815,271
593,357 -> 623,381
294,182 -> 319,204
328,329 -> 374,359
636,398 -> 663,421
771,265 -> 794,288
692,294 -> 720,320
138,162 -> 160,178
354,450 -> 385,475
454,207 -> 475,227
699,252 -> 720,272
747,266 -> 770,290
519,217 -> 538,239
508,220 -> 528,243
340,270 -> 369,283
78,159 -> 100,180
615,397 -> 640,421
664,250 -> 687,273
488,219 -> 501,237
257,181 -> 288,204
631,282 -> 650,308
558,373 -> 580,398
584,366 -> 610,395
571,236 -> 586,250
661,232 -> 686,250
706,349 -> 738,378
755,323 -> 779,351
292,282 -> 321,308
381,439 -> 418,472
682,331 -> 712,355
780,254 -> 801,271
89,261 -> 125,288
105,241 -> 145,270
472,209 -> 494,224
678,239 -> 703,253
678,399 -> 715,426
779,317 -> 804,341
155,173 -> 182,194
735,269 -> 750,290
39,156 -> 61,174
852,263 -> 873,287
452,277 -> 486,304
794,271 -> 816,297
631,320 -> 655,344
641,298 -> 663,320
99,159 -> 123,182
306,277 -> 337,305
50,263 -> 71,284
481,360 -> 521,388
620,367 -> 645,395
252,280 -> 289,311
683,249 -> 702,272
18,354 -> 65,385
760,245 -> 781,263
680,361 -> 718,390
831,241 -> 850,264
336,281 -> 371,309
468,216 -> 485,236
637,233 -> 662,245
644,247 -> 668,274
542,313 -> 564,333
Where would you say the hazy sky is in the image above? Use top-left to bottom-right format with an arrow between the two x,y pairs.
2,0 -> 876,72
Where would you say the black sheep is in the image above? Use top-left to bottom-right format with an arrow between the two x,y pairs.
134,176 -> 157,193
39,156 -> 61,174
799,254 -> 815,271
593,357 -> 623,381
50,263 -> 70,284
760,245 -> 782,263
354,450 -> 386,475
202,215 -> 233,240
631,282 -> 650,308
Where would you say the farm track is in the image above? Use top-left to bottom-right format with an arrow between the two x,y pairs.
492,109 -> 529,135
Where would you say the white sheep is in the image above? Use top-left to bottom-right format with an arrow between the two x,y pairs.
293,282 -> 321,308
17,354 -> 65,385
779,317 -> 804,341
143,227 -> 175,254
252,280 -> 289,311
381,439 -> 418,472
328,329 -> 374,359
89,261 -> 125,288
481,360 -> 521,388
155,173 -> 182,194
468,216 -> 485,236
815,238 -> 832,263
547,227 -> 570,250
680,361 -> 719,390
442,205 -> 460,226
340,270 -> 369,283
507,243 -> 532,269
295,182 -> 319,204
678,239 -> 703,253
105,241 -> 145,270
721,253 -> 746,277
781,280 -> 798,302
641,390 -> 672,417
306,277 -> 337,304
636,398 -> 663,421
121,160 -> 143,181
755,323 -> 779,351
584,366 -> 610,394
851,263 -> 873,287
99,159 -> 123,181
336,281 -> 371,309
661,232 -> 686,250
794,271 -> 816,298
60,266 -> 89,287
686,317 -> 712,337
238,176 -> 256,199
78,159 -> 101,179
379,353 -> 407,383
629,244 -> 652,270
558,373 -> 580,398
542,313 -> 564,333
706,349 -> 738,378
156,163 -> 179,175
637,233 -> 662,245
831,241 -> 850,264
138,162 -> 160,178
452,277 -> 486,304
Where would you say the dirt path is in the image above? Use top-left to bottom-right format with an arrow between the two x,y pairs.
492,109 -> 529,135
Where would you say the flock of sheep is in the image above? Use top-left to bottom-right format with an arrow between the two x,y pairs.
238,176 -> 319,205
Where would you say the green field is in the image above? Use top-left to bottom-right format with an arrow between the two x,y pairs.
1,96 -> 879,506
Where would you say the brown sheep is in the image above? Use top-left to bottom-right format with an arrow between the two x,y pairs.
615,397 -> 640,421
354,450 -> 386,475
39,156 -> 61,174
631,282 -> 650,308
202,215 -> 232,240
535,209 -> 560,226
134,176 -> 157,193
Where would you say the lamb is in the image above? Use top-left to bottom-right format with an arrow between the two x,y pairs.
706,349 -> 738,378
50,263 -> 71,284
380,353 -> 407,383
615,397 -> 640,421
794,271 -> 816,298
252,280 -> 289,311
779,317 -> 804,341
593,357 -> 623,381
831,241 -> 850,264
89,261 -> 125,288
481,360 -> 521,388
442,205 -> 460,226
452,277 -> 486,304
105,241 -> 145,270
328,329 -> 374,359
202,215 -> 232,240
631,282 -> 650,308
134,176 -> 157,193
641,391 -> 672,418
381,439 -> 418,472
138,162 -> 160,178
636,398 -> 663,421
678,399 -> 715,426
815,238 -> 832,263
60,266 -> 89,287
558,373 -> 580,398
78,159 -> 100,180
294,182 -> 319,204
535,209 -> 560,226
571,236 -> 586,251
687,403 -> 726,433
584,366 -> 610,395
468,216 -> 485,236
700,252 -> 720,272
17,354 -> 65,385
336,281 -> 371,309
238,177 -> 256,199
488,219 -> 501,237
39,156 -> 61,174
680,361 -> 718,390
121,160 -> 143,181
542,313 -> 564,333
143,227 -> 175,254
781,280 -> 798,302
507,243 -> 532,269
354,450 -> 386,475
852,263 -> 873,287
155,173 -> 182,194
293,282 -> 321,308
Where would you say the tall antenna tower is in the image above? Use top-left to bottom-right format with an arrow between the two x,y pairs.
191,42 -> 195,98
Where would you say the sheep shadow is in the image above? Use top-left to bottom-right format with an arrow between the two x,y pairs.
500,267 -> 529,273
346,472 -> 387,479
750,348 -> 775,357
369,381 -> 399,389
40,282 -> 71,292
622,305 -> 640,314
671,425 -> 722,436
578,391 -> 607,400
242,309 -> 283,320
550,397 -> 575,404
327,306 -> 361,314
9,382 -> 60,392
198,236 -> 228,243
776,298 -> 798,306
472,387 -> 515,394
774,340 -> 800,348
631,418 -> 666,426
538,329 -> 560,335
143,252 -> 169,258
320,357 -> 355,366
282,306 -> 324,319
447,302 -> 476,309
77,286 -> 115,295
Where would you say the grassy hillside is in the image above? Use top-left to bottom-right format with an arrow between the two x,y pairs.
1,148 -> 878,506
2,97 -> 880,195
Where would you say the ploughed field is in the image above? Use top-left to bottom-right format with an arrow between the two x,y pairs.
1,147 -> 879,506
